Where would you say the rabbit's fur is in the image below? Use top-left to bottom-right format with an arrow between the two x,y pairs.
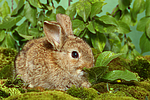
15,14 -> 94,90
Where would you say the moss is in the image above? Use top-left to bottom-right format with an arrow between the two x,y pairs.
94,92 -> 137,100
67,86 -> 99,100
107,57 -> 130,71
6,90 -> 79,100
130,56 -> 150,79
0,47 -> 17,79
92,82 -> 108,93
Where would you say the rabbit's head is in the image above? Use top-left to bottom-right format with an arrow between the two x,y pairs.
43,14 -> 94,75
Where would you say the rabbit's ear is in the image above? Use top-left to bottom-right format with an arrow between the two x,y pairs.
56,14 -> 73,35
43,21 -> 65,50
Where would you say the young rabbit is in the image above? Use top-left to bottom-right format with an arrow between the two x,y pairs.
15,14 -> 94,90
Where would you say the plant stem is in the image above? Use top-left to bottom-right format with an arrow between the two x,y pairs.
68,0 -> 72,6
51,0 -> 55,8
11,0 -> 13,12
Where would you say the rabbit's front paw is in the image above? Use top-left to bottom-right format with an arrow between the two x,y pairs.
81,81 -> 91,88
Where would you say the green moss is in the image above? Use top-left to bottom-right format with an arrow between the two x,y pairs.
107,57 -> 130,71
67,86 -> 99,100
6,90 -> 79,100
94,92 -> 137,100
122,86 -> 150,99
0,47 -> 17,79
130,56 -> 150,79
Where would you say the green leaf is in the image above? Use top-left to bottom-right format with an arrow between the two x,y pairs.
96,51 -> 123,66
56,6 -> 65,14
76,0 -> 91,22
16,20 -> 28,36
117,21 -> 131,34
94,21 -> 104,33
83,66 -> 108,84
16,20 -> 33,40
72,19 -> 85,36
90,1 -> 104,19
99,15 -> 118,26
55,0 -> 60,3
1,34 -> 15,48
66,3 -> 77,20
137,17 -> 150,32
120,44 -> 128,58
11,0 -> 25,16
146,20 -> 150,39
140,33 -> 150,54
102,70 -> 138,81
86,21 -> 96,34
28,0 -> 42,8
0,1 -> 10,18
146,0 -> 150,16
91,33 -> 106,52
109,33 -> 121,53
24,2 -> 37,27
131,0 -> 145,21
29,28 -> 41,37
0,30 -> 6,42
118,0 -> 132,11
121,9 -> 132,25
0,16 -> 22,29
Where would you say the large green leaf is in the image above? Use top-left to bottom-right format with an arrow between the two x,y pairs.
83,66 -> 108,84
66,3 -> 77,20
91,33 -> 106,52
96,51 -> 123,66
117,21 -> 131,34
28,0 -> 42,8
140,33 -> 150,54
1,34 -> 15,48
24,2 -> 37,27
0,1 -> 10,18
102,70 -> 138,81
29,28 -> 42,37
86,21 -> 96,34
121,10 -> 132,25
0,30 -> 6,42
146,20 -> 150,39
72,19 -> 85,36
56,6 -> 65,14
120,44 -> 128,58
99,15 -> 118,26
137,17 -> 150,32
0,16 -> 22,29
11,0 -> 25,16
131,0 -> 145,21
76,0 -> 91,22
146,0 -> 150,17
16,20 -> 33,40
90,1 -> 104,19
118,0 -> 132,11
94,21 -> 104,33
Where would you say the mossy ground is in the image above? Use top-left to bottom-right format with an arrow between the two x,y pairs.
0,47 -> 150,100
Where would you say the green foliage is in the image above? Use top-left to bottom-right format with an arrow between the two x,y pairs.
102,69 -> 138,81
67,86 -> 98,100
0,0 -> 148,57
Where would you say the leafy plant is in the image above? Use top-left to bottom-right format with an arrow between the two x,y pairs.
0,0 -> 148,59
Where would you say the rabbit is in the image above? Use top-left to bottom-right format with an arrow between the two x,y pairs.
15,14 -> 94,91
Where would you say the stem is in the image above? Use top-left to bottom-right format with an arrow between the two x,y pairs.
47,0 -> 50,5
11,0 -> 13,12
68,0 -> 72,6
51,0 -> 55,8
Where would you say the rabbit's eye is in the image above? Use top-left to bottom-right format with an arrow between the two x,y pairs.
71,51 -> 79,58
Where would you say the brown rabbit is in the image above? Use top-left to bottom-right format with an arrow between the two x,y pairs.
15,14 -> 94,90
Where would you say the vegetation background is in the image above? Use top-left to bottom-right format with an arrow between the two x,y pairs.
0,0 -> 149,56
